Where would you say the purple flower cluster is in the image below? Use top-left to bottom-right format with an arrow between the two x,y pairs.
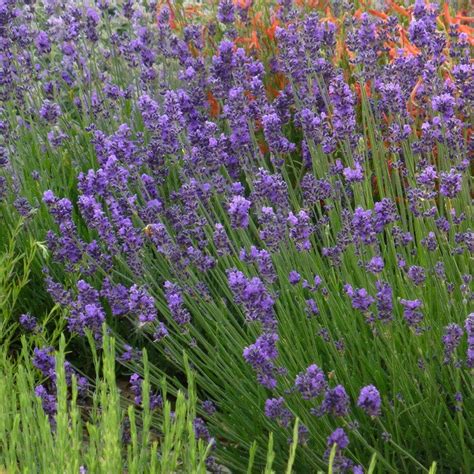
3,1 -> 470,467
243,332 -> 279,389
294,364 -> 327,400
228,195 -> 252,229
129,373 -> 162,410
19,313 -> 38,332
344,285 -> 374,313
164,281 -> 191,326
465,314 -> 474,368
68,280 -> 106,337
33,346 -> 88,418
227,269 -> 276,328
442,324 -> 463,364
264,397 -> 293,427
357,385 -> 381,417
320,385 -> 350,417
400,299 -> 424,329
288,210 -> 313,251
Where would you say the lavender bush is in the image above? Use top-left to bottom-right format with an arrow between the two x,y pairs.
0,0 -> 472,471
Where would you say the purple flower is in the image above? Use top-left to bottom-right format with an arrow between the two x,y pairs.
442,323 -> 463,364
153,322 -> 169,342
240,246 -> 276,283
376,81 -> 406,115
297,108 -> 327,144
327,427 -> 349,450
374,199 -> 399,230
289,271 -> 301,285
344,284 -> 374,312
313,275 -> 323,289
228,195 -> 251,229
202,400 -> 217,415
243,332 -> 279,389
39,100 -> 61,123
392,226 -> 413,247
465,313 -> 474,368
407,266 -> 426,286
400,299 -> 423,328
262,112 -> 295,154
33,347 -> 55,379
86,7 -> 100,42
264,397 -> 292,427
252,168 -> 289,211
194,417 -> 212,441
164,281 -> 191,326
35,31 -> 51,54
352,207 -> 376,245
367,256 -> 384,274
432,93 -> 456,118
305,299 -> 319,316
129,373 -> 143,405
35,385 -> 56,416
101,280 -> 129,317
435,217 -> 450,233
357,385 -> 381,417
417,166 -> 437,188
213,223 -> 231,256
138,94 -> 160,130
295,364 -> 327,400
68,281 -> 105,336
295,424 -> 310,445
227,269 -> 276,328
301,175 -> 332,206
19,313 -> 38,332
128,285 -> 156,325
288,210 -> 313,251
130,373 -> 162,410
343,163 -> 364,183
320,385 -> 350,417
440,169 -> 462,198
47,128 -> 67,148
258,206 -> 286,250
421,232 -> 438,251
217,0 -> 235,24
330,77 -> 357,146
375,281 -> 393,321
119,345 -> 141,363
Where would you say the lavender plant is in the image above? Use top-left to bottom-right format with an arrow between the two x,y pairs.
0,0 -> 472,471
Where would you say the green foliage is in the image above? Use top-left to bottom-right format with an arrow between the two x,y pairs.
0,220 -> 38,345
0,332 -> 411,473
0,332 -> 212,473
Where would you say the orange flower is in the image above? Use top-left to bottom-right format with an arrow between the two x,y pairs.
235,30 -> 260,51
367,9 -> 389,21
409,76 -> 423,115
184,6 -> 202,18
387,0 -> 412,19
266,18 -> 280,41
295,0 -> 324,8
207,91 -> 220,118
258,139 -> 269,155
234,0 -> 253,8
443,2 -> 453,24
322,6 -> 337,24
455,15 -> 474,23
399,28 -> 420,55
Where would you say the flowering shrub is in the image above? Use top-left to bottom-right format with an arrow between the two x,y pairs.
0,0 -> 473,471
